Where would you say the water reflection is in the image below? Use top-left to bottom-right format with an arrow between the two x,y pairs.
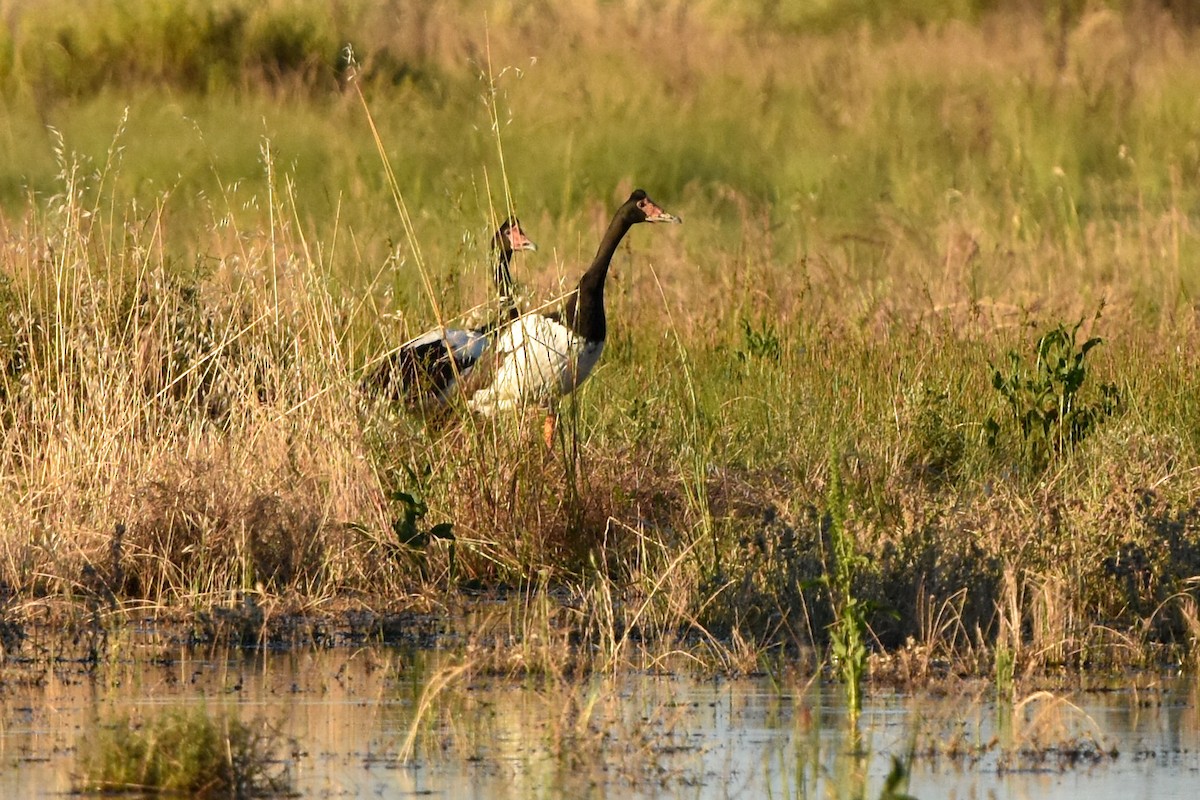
0,648 -> 1196,799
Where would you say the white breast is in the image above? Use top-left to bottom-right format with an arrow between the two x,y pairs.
469,314 -> 604,414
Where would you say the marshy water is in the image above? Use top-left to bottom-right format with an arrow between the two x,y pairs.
2,635 -> 1197,799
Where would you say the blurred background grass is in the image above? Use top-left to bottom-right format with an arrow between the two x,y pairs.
3,0 -> 1199,321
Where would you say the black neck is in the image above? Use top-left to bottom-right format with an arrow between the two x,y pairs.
561,213 -> 636,342
494,246 -> 516,313
473,246 -> 520,338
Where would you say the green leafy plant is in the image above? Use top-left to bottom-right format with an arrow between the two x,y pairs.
995,640 -> 1015,699
391,490 -> 454,550
390,488 -> 456,581
736,316 -> 782,364
879,755 -> 919,800
985,320 -> 1121,472
825,452 -> 868,718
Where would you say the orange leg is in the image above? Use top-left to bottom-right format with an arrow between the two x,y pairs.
543,412 -> 557,449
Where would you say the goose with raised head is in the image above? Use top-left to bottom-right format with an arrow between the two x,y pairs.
468,190 -> 681,444
367,217 -> 537,405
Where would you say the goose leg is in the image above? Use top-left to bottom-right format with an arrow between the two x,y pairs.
543,411 -> 557,449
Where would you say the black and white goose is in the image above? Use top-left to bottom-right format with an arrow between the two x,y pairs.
367,217 -> 537,405
468,190 -> 681,442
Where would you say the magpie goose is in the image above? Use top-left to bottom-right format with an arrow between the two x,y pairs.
368,218 -> 537,405
468,190 -> 680,444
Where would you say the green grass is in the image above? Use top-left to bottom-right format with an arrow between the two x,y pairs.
1,0 -> 1200,678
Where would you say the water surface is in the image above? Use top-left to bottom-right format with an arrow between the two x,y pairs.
0,647 -> 1196,798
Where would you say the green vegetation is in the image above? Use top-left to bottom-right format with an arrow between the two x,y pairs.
77,707 -> 291,797
0,0 -> 1199,683
986,319 -> 1121,473
824,450 -> 870,717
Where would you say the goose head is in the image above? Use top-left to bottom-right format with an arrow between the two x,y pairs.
492,217 -> 537,295
625,189 -> 682,225
494,217 -> 538,255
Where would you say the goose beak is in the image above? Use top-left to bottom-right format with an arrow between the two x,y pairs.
510,229 -> 538,252
640,197 -> 683,224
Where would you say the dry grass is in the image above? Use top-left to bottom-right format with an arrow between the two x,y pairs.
0,145 -> 390,606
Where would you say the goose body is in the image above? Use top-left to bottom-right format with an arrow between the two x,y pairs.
367,218 -> 536,405
468,314 -> 604,414
469,190 -> 680,425
394,326 -> 493,403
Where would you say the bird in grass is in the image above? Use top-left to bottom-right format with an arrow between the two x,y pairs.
468,190 -> 681,446
365,217 -> 537,406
